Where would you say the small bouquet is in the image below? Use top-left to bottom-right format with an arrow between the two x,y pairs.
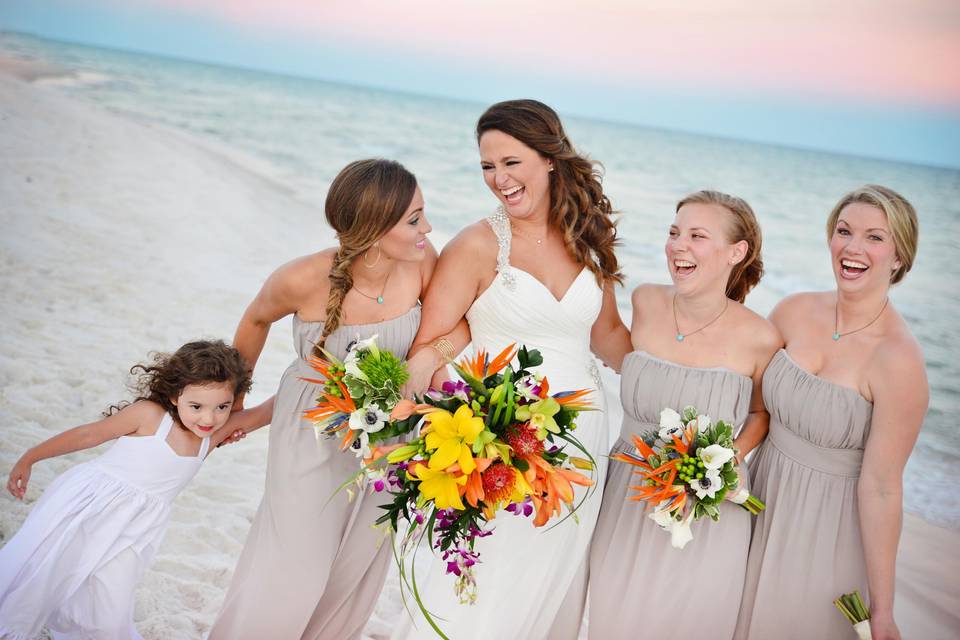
834,591 -> 873,640
613,405 -> 764,549
302,335 -> 412,459
377,344 -> 595,638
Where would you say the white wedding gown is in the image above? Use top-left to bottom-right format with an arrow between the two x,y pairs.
393,209 -> 608,640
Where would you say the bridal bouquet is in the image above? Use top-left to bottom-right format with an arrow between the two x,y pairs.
378,344 -> 595,637
834,591 -> 873,640
302,335 -> 412,459
613,405 -> 764,549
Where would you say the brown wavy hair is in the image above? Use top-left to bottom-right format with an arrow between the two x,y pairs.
476,99 -> 622,286
676,190 -> 764,303
107,340 -> 252,418
318,159 -> 418,350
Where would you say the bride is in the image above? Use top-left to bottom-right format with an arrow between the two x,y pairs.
400,99 -> 630,639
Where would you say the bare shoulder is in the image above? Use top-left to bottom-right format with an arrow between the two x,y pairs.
732,302 -> 783,350
769,291 -> 828,333
124,400 -> 168,435
441,220 -> 498,264
871,324 -> 927,386
268,249 -> 335,295
631,283 -> 670,310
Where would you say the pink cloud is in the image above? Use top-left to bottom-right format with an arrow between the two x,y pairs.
133,0 -> 960,108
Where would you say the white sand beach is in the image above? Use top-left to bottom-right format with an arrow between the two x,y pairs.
1,60 -> 958,638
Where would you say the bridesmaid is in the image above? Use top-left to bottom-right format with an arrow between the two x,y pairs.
589,190 -> 781,639
736,185 -> 927,640
210,159 -> 434,639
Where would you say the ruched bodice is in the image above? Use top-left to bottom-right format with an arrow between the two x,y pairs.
465,209 -> 602,395
761,350 -> 872,477
591,349 -> 754,640
291,305 -> 422,363
618,350 -> 753,446
395,210 -> 608,640
736,349 -> 875,640
211,305 -> 421,639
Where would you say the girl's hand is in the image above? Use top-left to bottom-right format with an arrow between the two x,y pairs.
869,611 -> 900,640
7,457 -> 32,500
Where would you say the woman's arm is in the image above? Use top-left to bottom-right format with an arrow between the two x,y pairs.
403,227 -> 488,395
233,255 -> 321,407
7,401 -> 158,499
733,322 -> 782,461
858,339 -> 928,640
589,281 -> 631,373
211,396 -> 277,449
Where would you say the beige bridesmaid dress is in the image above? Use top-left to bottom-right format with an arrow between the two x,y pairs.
735,349 -> 873,640
589,350 -> 753,639
210,307 -> 420,640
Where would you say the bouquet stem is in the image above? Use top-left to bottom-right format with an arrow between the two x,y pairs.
834,591 -> 872,639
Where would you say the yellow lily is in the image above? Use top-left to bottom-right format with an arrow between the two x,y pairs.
411,463 -> 468,510
424,405 -> 486,474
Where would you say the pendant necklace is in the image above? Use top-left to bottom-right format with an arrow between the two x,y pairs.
353,268 -> 392,305
833,296 -> 888,341
510,220 -> 548,246
673,294 -> 729,342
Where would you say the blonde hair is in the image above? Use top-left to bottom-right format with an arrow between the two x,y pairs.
676,190 -> 764,303
826,184 -> 918,285
319,159 -> 417,349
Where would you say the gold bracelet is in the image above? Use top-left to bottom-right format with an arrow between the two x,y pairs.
430,337 -> 455,362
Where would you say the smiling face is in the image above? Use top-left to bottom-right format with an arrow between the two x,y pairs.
376,186 -> 431,262
478,129 -> 553,221
171,382 -> 235,437
829,202 -> 900,295
666,203 -> 747,296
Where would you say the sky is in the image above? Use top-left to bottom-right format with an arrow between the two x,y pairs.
3,0 -> 960,168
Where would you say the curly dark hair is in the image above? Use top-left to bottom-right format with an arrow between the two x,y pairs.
106,340 -> 253,418
476,99 -> 623,286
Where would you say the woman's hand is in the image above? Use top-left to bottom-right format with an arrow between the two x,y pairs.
403,348 -> 441,399
216,429 -> 247,448
7,456 -> 32,500
868,610 -> 900,640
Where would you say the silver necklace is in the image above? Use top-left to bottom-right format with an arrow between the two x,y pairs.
353,269 -> 392,305
833,297 -> 888,341
673,294 -> 729,342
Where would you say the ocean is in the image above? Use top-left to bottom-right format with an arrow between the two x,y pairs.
3,31 -> 959,529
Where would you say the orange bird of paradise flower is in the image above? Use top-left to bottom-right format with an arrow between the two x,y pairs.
457,343 -> 518,380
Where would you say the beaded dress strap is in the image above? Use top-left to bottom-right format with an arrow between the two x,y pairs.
486,207 -> 516,290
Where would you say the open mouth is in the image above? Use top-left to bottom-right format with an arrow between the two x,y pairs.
840,258 -> 868,279
501,185 -> 524,205
197,425 -> 214,433
673,258 -> 697,277
415,239 -> 425,249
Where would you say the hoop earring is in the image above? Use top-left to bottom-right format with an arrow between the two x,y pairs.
363,244 -> 381,269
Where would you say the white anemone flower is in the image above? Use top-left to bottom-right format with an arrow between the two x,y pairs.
691,468 -> 723,500
658,408 -> 684,440
670,509 -> 695,549
699,444 -> 735,470
349,405 -> 390,434
350,431 -> 371,459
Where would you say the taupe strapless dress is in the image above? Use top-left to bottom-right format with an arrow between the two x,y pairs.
210,307 -> 421,640
735,349 -> 873,640
589,350 -> 753,639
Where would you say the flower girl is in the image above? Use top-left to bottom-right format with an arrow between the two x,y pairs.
0,340 -> 273,639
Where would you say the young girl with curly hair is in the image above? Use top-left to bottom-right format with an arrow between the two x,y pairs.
0,339 -> 272,639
